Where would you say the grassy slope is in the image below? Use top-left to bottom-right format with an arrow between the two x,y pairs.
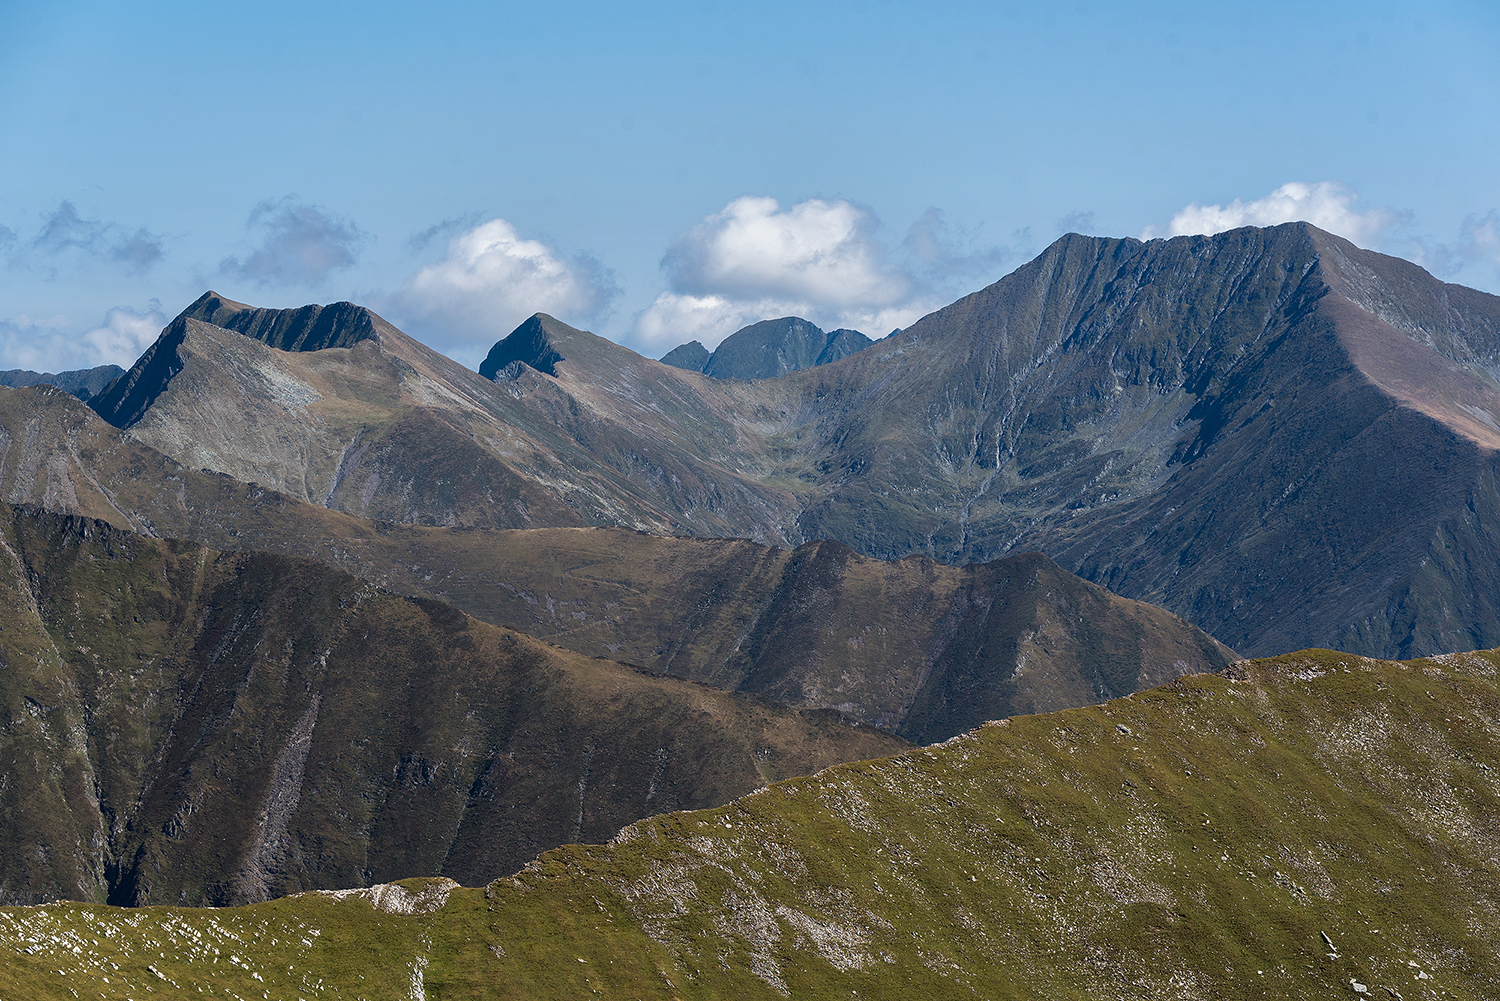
1,647 -> 1495,999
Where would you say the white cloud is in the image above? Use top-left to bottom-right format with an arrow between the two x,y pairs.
1146,182 -> 1398,246
220,196 -> 369,287
386,218 -> 619,365
665,196 -> 906,307
636,196 -> 919,351
0,315 -> 74,371
0,302 -> 164,372
81,303 -> 168,368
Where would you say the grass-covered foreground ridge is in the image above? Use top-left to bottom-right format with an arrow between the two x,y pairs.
2,647 -> 1497,1000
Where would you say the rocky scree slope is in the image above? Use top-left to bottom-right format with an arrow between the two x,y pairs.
0,503 -> 903,907
2,646 -> 1497,999
0,385 -> 1232,743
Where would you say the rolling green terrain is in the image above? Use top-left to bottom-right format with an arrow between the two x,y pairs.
1,646 -> 1495,999
0,503 -> 904,907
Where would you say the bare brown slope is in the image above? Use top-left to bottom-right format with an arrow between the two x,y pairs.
0,386 -> 1232,743
0,503 -> 904,907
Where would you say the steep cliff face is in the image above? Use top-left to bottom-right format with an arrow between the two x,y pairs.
0,504 -> 904,907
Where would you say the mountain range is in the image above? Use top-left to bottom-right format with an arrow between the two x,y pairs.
0,363 -> 123,401
0,501 -> 905,907
2,220 -> 1499,997
82,223 -> 1500,660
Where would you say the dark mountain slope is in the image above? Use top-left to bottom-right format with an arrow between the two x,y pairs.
0,503 -> 904,907
0,386 -> 1232,743
4,646 -> 1499,999
771,224 -> 1500,657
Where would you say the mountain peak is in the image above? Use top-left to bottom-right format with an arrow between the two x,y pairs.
478,313 -> 582,379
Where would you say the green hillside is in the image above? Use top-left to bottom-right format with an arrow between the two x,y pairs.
2,647 -> 1495,999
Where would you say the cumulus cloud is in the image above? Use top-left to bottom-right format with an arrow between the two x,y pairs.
664,196 -> 906,308
1145,182 -> 1399,246
80,302 -> 168,367
0,302 -> 164,372
636,196 -> 928,351
0,315 -> 74,371
9,201 -> 164,275
386,218 -> 619,364
219,196 -> 369,287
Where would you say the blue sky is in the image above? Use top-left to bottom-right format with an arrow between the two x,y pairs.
2,0 -> 1497,371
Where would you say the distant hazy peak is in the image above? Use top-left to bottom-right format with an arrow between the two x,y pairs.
179,290 -> 386,352
660,316 -> 874,381
0,364 -> 125,402
659,340 -> 710,373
